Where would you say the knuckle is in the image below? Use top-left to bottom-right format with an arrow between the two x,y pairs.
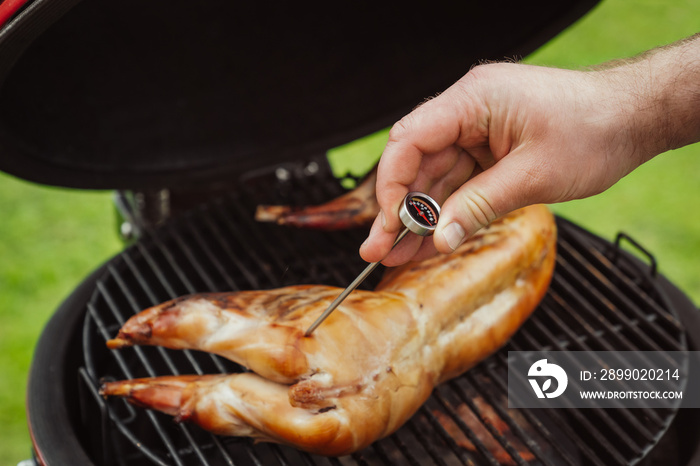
461,61 -> 519,93
462,62 -> 498,85
457,190 -> 498,230
388,116 -> 412,142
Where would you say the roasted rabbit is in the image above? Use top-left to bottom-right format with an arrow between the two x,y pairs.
254,168 -> 378,230
101,204 -> 556,456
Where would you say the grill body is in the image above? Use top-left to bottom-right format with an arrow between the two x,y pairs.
26,162 -> 700,466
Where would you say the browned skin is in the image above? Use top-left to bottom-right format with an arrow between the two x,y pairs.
101,204 -> 556,456
254,168 -> 378,230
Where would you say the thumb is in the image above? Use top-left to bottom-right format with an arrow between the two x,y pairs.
433,155 -> 542,253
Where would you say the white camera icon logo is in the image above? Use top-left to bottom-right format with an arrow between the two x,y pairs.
528,359 -> 568,399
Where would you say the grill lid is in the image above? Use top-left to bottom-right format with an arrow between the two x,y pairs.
0,0 -> 598,190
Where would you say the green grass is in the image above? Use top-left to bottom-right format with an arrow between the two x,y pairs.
1,0 -> 699,464
0,175 -> 121,463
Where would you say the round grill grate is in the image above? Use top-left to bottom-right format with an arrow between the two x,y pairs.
78,166 -> 687,466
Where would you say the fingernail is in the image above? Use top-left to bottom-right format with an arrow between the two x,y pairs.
442,223 -> 466,251
380,209 -> 387,229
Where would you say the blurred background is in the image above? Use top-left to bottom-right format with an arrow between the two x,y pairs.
1,0 -> 698,463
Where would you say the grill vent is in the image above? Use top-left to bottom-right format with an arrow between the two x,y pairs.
80,164 -> 686,466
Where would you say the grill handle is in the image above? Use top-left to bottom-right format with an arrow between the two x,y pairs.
613,232 -> 658,277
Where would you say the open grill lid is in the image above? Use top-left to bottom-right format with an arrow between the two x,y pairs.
0,0 -> 598,190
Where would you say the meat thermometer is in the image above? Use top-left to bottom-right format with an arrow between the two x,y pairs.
304,192 -> 441,336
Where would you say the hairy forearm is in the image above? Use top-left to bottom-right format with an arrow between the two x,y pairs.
596,33 -> 700,160
362,33 -> 700,264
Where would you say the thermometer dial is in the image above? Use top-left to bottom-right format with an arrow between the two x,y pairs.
399,192 -> 441,236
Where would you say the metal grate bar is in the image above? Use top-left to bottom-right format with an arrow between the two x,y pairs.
286,229 -> 350,286
556,241 -> 683,351
548,265 -> 683,386
349,452 -> 370,466
418,405 -> 474,465
387,434 -> 421,466
218,195 -> 290,285
570,229 -> 673,317
445,379 -> 531,466
146,230 -> 203,293
513,325 -> 629,463
522,312 -> 648,436
403,420 -> 450,466
538,297 -> 666,430
368,442 -> 400,466
86,302 -> 190,466
80,368 -> 173,466
120,252 -> 165,304
551,271 -> 665,352
235,186 -> 324,282
91,285 -> 236,466
104,265 -> 185,376
487,354 -> 581,466
432,388 -> 503,466
509,334 -> 630,465
300,450 -> 322,466
123,250 -> 215,375
470,365 -> 575,466
237,184 -> 358,288
208,437 -> 236,466
221,196 -> 334,294
166,226 -> 221,291
201,205 -> 264,289
545,287 -> 677,414
244,446 -> 266,466
543,287 -> 671,396
181,426 -> 218,466
109,251 -> 255,464
183,218 -> 240,290
528,305 -> 662,442
134,240 -> 186,299
266,445 -> 291,466
95,280 -> 175,377
546,286 -> 643,352
232,195 -> 342,283
497,345 -> 613,466
141,233 -> 230,374
560,231 -> 683,335
404,413 -> 465,466
327,456 -> 344,466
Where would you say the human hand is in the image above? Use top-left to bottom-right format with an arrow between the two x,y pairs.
360,40 -> 700,266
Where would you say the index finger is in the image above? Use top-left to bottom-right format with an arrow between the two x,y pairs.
376,95 -> 466,232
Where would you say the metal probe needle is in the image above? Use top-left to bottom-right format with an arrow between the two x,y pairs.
304,227 -> 410,336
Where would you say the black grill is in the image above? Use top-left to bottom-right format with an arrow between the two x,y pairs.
76,161 -> 687,466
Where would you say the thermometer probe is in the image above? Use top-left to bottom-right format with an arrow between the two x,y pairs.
304,192 -> 441,336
